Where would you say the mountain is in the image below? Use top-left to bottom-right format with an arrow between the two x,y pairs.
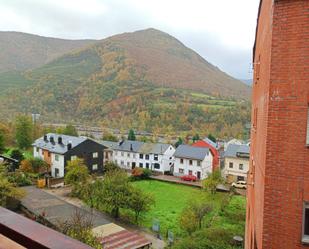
0,29 -> 251,137
241,79 -> 253,85
0,31 -> 96,73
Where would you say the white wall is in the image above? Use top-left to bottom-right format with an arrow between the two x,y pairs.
33,146 -> 43,159
50,153 -> 65,178
112,145 -> 175,173
223,157 -> 249,182
173,153 -> 213,180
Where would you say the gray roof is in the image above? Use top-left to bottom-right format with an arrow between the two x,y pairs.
113,140 -> 144,153
112,140 -> 172,154
98,140 -> 119,149
139,143 -> 170,155
174,145 -> 209,160
225,144 -> 250,158
32,133 -> 86,154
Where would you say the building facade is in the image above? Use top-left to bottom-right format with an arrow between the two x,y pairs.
223,144 -> 249,183
33,134 -> 105,178
111,140 -> 175,174
173,144 -> 213,180
246,1 -> 309,248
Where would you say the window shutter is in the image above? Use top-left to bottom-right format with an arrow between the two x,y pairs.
306,108 -> 309,145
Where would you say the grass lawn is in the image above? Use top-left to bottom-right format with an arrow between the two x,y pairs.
130,180 -> 246,238
4,147 -> 33,160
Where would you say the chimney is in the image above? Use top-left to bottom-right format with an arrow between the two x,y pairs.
44,135 -> 48,142
67,141 -> 72,150
130,144 -> 133,151
50,136 -> 55,144
119,140 -> 124,146
58,136 -> 62,144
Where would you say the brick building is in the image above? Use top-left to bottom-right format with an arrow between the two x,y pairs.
246,0 -> 309,249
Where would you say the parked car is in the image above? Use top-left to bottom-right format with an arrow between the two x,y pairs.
181,175 -> 197,182
231,181 -> 247,189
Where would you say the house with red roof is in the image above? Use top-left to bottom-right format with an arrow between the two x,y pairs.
192,139 -> 219,171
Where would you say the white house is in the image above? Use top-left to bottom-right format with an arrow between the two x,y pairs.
33,133 -> 105,178
110,140 -> 175,174
173,144 -> 213,180
223,144 -> 250,183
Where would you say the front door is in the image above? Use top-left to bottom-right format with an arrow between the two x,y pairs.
189,170 -> 193,175
132,162 -> 136,169
197,171 -> 201,179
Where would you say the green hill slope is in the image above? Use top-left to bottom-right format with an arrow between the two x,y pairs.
0,29 -> 251,138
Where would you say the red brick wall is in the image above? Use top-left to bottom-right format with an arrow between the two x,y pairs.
246,0 -> 309,248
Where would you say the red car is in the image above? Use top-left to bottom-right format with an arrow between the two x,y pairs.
181,175 -> 197,182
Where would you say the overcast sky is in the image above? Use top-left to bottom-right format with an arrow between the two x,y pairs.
0,0 -> 260,79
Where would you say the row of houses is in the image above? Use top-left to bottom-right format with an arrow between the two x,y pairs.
32,133 -> 250,182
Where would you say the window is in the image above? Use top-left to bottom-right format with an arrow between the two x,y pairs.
139,163 -> 143,167
121,161 -> 124,166
145,154 -> 149,160
239,164 -> 244,170
229,162 -> 233,168
71,155 -> 77,161
115,151 -> 118,156
139,154 -> 144,159
48,152 -> 51,157
146,163 -> 149,169
92,164 -> 98,170
55,168 -> 59,177
179,168 -> 184,174
121,152 -> 124,156
55,155 -> 59,161
127,153 -> 130,158
237,176 -> 245,181
154,154 -> 158,161
303,203 -> 309,243
127,162 -> 130,167
189,170 -> 193,175
307,107 -> 309,145
154,163 -> 160,169
180,159 -> 184,164
36,147 -> 39,152
93,152 -> 98,158
133,153 -> 136,159
189,160 -> 193,165
197,160 -> 201,166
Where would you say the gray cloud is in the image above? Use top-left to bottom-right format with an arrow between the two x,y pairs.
0,0 -> 259,79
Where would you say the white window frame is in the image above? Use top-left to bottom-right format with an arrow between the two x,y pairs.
93,152 -> 98,158
92,164 -> 98,171
239,164 -> 244,170
55,154 -> 59,161
302,202 -> 309,244
71,155 -> 77,161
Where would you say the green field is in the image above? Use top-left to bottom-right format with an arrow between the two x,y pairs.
130,180 -> 246,237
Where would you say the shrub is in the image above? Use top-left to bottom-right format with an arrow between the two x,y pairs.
131,167 -> 152,180
7,171 -> 32,186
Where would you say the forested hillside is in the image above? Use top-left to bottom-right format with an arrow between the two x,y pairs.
0,29 -> 251,138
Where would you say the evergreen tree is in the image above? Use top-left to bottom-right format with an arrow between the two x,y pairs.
192,134 -> 200,143
15,115 -> 33,149
207,133 -> 217,143
128,129 -> 136,141
175,137 -> 183,148
63,125 -> 78,136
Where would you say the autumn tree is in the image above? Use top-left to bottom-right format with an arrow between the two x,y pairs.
127,187 -> 155,224
92,170 -> 131,218
180,200 -> 213,234
15,115 -> 33,149
0,165 -> 25,206
59,209 -> 102,249
65,159 -> 90,197
203,169 -> 224,195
